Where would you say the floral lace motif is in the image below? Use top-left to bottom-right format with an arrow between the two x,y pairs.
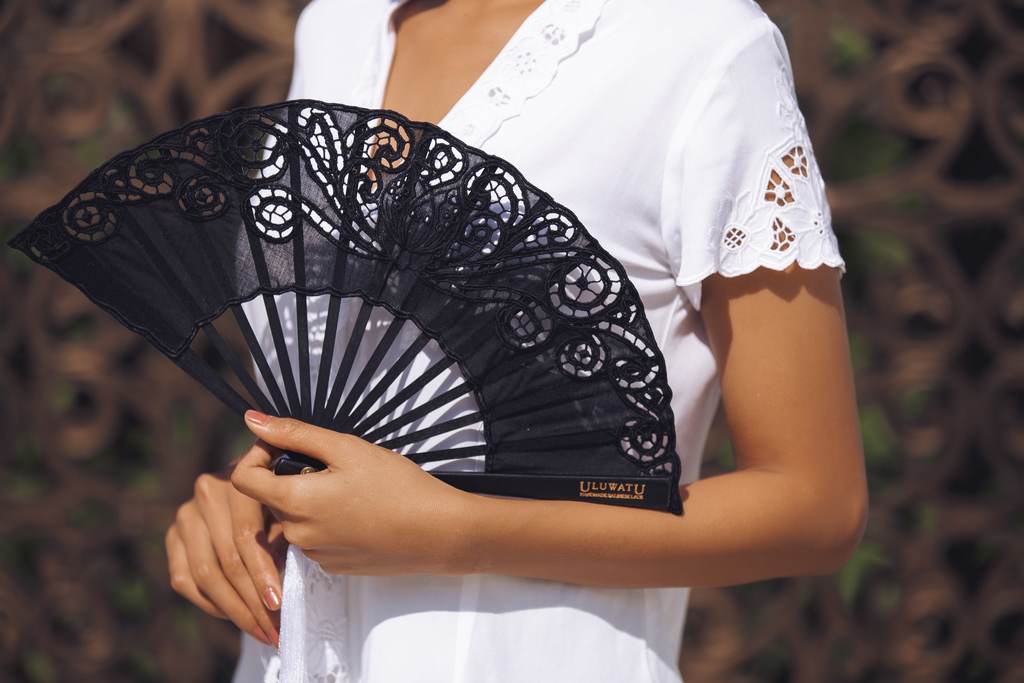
437,0 -> 612,146
705,62 -> 845,279
258,547 -> 349,683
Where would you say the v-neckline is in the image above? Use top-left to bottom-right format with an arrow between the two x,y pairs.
371,0 -> 551,135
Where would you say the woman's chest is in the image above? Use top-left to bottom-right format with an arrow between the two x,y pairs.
380,0 -> 547,126
293,0 -> 682,295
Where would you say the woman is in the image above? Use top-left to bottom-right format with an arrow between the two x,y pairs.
165,0 -> 868,680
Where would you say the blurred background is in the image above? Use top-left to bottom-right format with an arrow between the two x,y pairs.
0,0 -> 1021,681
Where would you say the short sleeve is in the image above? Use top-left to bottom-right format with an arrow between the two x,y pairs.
284,1 -> 314,100
659,18 -> 846,312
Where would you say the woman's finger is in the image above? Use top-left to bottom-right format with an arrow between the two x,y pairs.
175,501 -> 274,647
229,482 -> 285,617
165,524 -> 227,620
194,474 -> 280,646
230,439 -> 293,511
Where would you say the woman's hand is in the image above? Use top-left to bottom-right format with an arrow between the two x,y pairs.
165,457 -> 288,647
230,411 -> 478,576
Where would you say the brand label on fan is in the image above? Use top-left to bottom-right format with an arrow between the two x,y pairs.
578,480 -> 647,501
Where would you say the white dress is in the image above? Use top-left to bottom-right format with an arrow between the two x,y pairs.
231,0 -> 847,681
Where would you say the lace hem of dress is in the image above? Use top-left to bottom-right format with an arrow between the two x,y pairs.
262,545 -> 351,683
442,0 -> 613,145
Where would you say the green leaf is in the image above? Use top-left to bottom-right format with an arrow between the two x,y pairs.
827,114 -> 911,182
860,403 -> 897,466
111,577 -> 150,619
850,229 -> 911,272
0,135 -> 40,181
830,24 -> 874,75
848,331 -> 871,374
837,541 -> 889,604
22,649 -> 56,683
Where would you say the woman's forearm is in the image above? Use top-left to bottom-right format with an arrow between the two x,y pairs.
453,464 -> 867,589
233,410 -> 867,587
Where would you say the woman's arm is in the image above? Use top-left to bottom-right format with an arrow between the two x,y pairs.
458,263 -> 868,587
232,263 -> 867,588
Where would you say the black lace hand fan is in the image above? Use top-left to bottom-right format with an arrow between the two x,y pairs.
7,100 -> 683,514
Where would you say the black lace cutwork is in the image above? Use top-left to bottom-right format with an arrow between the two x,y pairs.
8,99 -> 682,513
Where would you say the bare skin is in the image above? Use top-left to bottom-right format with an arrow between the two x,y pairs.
381,0 -> 547,125
167,0 -> 867,639
166,465 -> 287,647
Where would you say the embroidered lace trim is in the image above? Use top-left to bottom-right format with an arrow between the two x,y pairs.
436,0 -> 613,145
247,547 -> 349,683
677,54 -> 846,308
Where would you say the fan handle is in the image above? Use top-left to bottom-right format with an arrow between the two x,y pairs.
268,454 -> 680,512
270,452 -> 328,475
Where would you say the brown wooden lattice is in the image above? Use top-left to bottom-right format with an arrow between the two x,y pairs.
0,1 -> 1020,681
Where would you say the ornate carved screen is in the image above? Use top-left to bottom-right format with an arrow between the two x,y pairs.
0,1 -> 1020,681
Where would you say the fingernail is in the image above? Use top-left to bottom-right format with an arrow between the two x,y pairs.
262,585 -> 281,611
245,410 -> 270,426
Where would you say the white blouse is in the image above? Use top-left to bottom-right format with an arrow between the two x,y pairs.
231,0 -> 846,681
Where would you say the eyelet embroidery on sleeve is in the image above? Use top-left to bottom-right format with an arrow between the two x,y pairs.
705,63 -> 845,277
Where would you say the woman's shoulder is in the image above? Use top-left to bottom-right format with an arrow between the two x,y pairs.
296,0 -> 374,21
621,0 -> 780,57
291,0 -> 384,78
294,0 -> 775,41
293,0 -> 380,44
600,0 -> 786,93
638,0 -> 771,27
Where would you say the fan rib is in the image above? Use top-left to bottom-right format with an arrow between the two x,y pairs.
404,445 -> 490,464
489,385 -> 611,421
312,293 -> 343,425
378,412 -> 483,450
231,306 -> 291,415
289,110 -> 313,421
176,349 -> 252,414
332,316 -> 407,427
176,223 -> 281,415
360,383 -> 472,442
242,227 -> 303,416
259,294 -> 302,416
351,355 -> 457,434
201,325 -> 277,414
351,315 -> 506,435
319,299 -> 374,424
122,214 -> 261,417
340,331 -> 431,432
295,292 -> 312,420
